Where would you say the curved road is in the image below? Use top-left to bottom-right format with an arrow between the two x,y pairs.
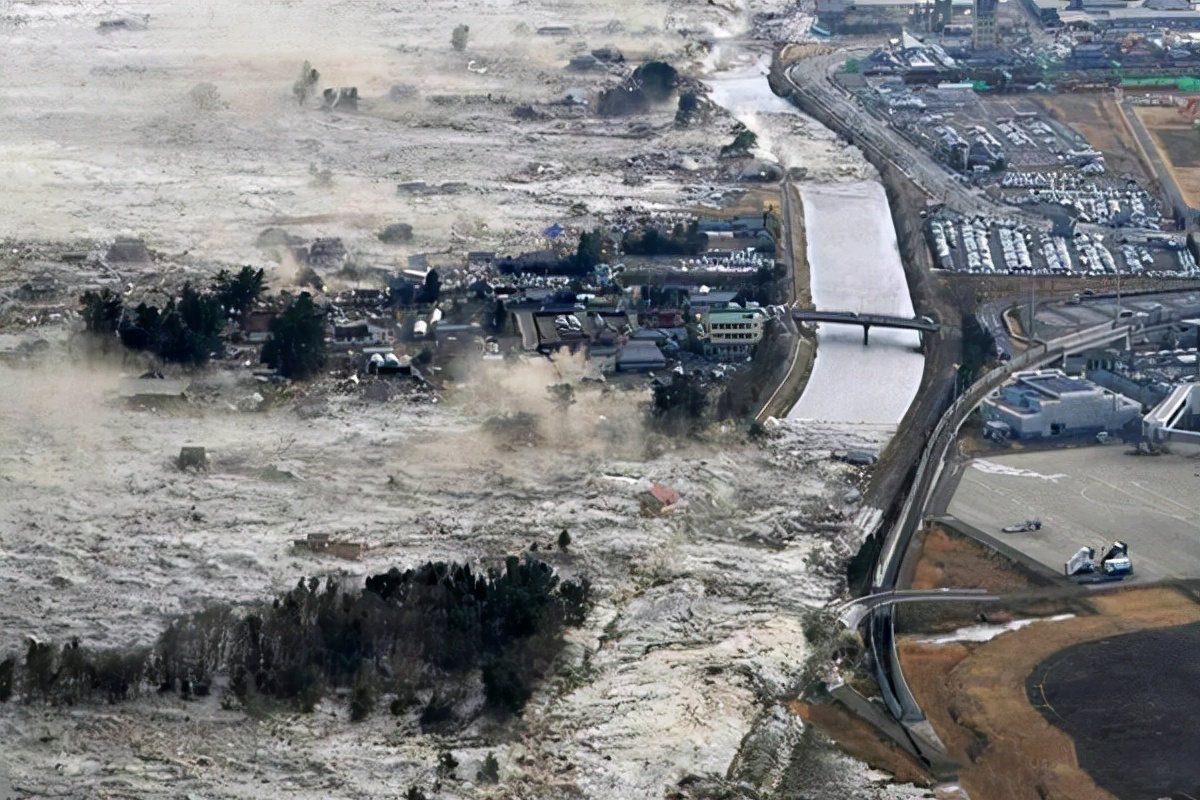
837,588 -> 999,630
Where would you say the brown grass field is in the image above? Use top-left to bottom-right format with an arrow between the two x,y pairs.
1134,103 -> 1200,208
1036,93 -> 1152,184
790,700 -> 930,785
908,524 -> 1043,593
898,586 -> 1200,800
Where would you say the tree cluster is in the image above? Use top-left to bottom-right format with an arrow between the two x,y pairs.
621,221 -> 707,257
212,266 -> 266,319
260,292 -> 327,380
959,312 -> 996,387
649,370 -> 711,433
119,284 -> 225,365
1,558 -> 590,724
421,269 -> 442,304
79,268 -> 266,366
572,230 -> 605,271
720,129 -> 758,158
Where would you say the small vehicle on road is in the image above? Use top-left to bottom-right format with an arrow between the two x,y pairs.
1001,519 -> 1042,533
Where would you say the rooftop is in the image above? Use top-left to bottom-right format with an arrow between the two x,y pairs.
688,290 -> 740,306
1019,373 -> 1094,396
706,307 -> 766,323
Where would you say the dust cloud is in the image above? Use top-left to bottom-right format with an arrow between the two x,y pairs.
0,340 -> 904,798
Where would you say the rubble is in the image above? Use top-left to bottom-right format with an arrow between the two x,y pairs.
639,482 -> 681,516
0,0 -> 939,796
293,532 -> 368,560
105,238 -> 150,264
0,343 -> 907,798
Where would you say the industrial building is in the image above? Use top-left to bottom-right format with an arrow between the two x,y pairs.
972,0 -> 998,49
1023,0 -> 1200,29
695,306 -> 768,359
980,368 -> 1142,439
815,0 -> 974,34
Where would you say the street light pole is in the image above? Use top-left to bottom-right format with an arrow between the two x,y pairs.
1114,261 -> 1122,328
1028,275 -> 1036,343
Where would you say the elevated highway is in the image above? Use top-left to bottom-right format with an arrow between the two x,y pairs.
836,588 -> 998,630
851,320 -> 1136,773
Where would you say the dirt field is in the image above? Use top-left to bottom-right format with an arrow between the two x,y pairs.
1036,94 -> 1153,186
1134,104 -> 1200,208
899,586 -> 1200,800
1029,619 -> 1200,799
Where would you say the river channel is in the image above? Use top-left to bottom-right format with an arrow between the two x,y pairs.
706,61 -> 925,433
787,181 -> 925,429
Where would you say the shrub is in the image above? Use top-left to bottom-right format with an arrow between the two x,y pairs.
0,656 -> 15,702
437,750 -> 459,779
421,269 -> 441,304
420,692 -> 456,729
720,130 -> 758,158
80,289 -> 123,334
350,673 -> 375,721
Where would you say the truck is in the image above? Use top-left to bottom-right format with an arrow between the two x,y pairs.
1064,540 -> 1132,578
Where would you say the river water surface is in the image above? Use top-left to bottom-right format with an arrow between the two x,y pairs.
787,181 -> 925,429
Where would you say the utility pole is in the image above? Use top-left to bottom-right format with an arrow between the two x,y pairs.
1028,274 -> 1036,343
1114,260 -> 1122,327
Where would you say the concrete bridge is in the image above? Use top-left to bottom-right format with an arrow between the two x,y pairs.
791,310 -> 940,347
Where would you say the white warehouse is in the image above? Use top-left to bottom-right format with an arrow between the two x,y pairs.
1143,382 -> 1200,447
980,369 -> 1141,440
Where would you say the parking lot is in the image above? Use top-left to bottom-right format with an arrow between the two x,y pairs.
947,446 -> 1200,583
927,213 -> 1198,277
